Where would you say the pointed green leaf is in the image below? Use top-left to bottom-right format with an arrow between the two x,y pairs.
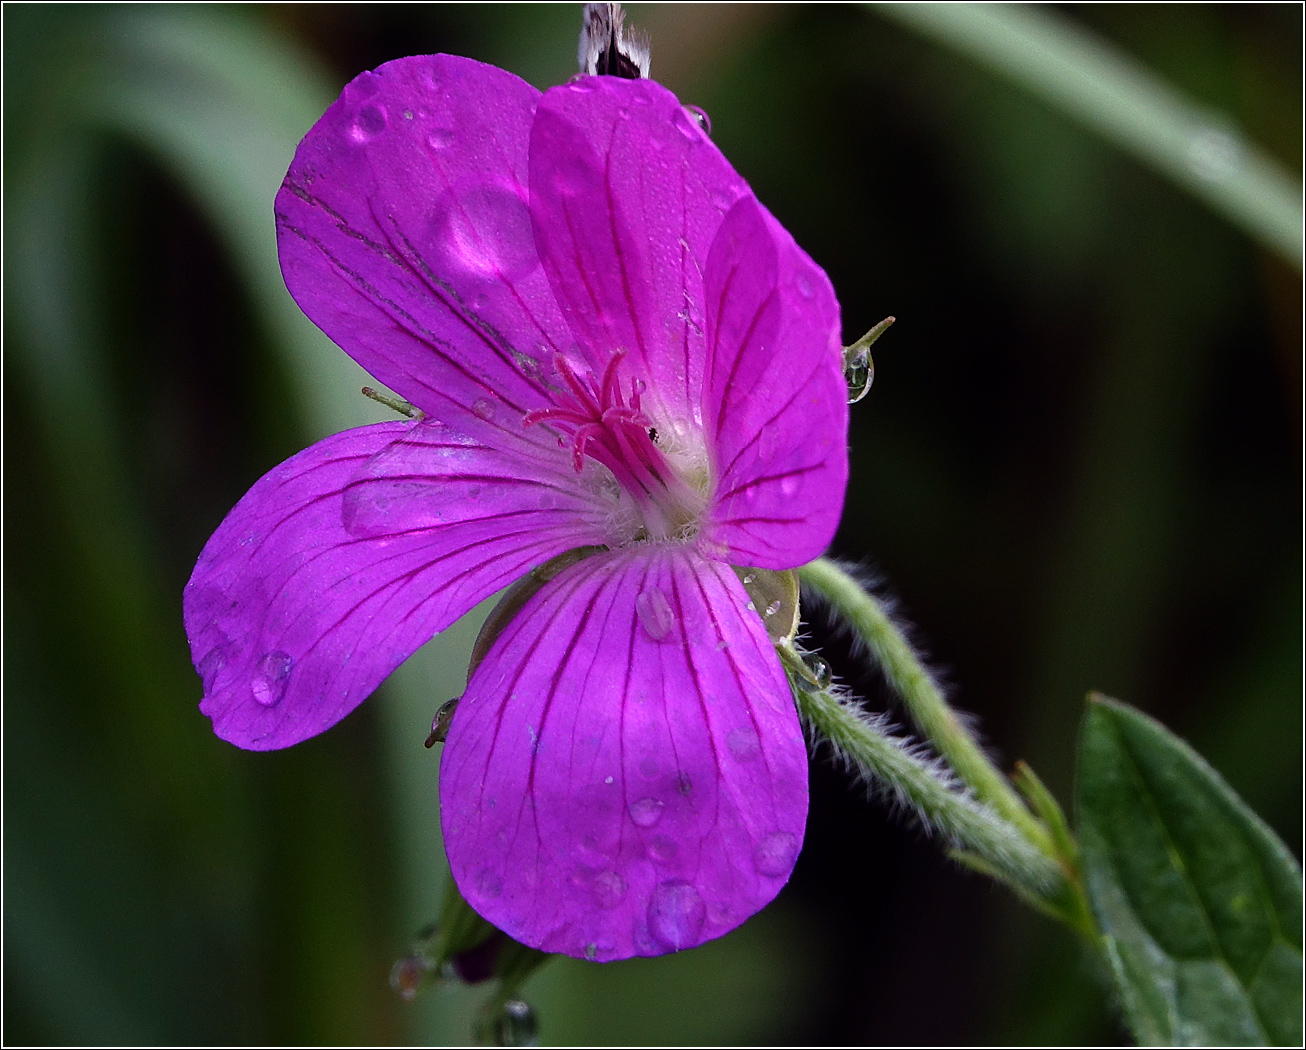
1078,695 -> 1302,1046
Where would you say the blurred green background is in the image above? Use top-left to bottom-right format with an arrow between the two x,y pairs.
4,3 -> 1300,1045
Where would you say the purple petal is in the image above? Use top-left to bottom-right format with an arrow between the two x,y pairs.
701,197 -> 848,569
276,55 -> 571,449
185,421 -> 619,750
529,77 -> 751,430
440,546 -> 808,961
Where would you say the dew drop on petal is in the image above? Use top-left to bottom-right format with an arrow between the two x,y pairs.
635,586 -> 675,641
592,869 -> 628,908
780,473 -> 802,497
764,600 -> 782,617
753,831 -> 799,878
251,650 -> 292,707
796,274 -> 814,299
648,835 -> 678,862
648,880 -> 706,950
726,726 -> 760,761
682,104 -> 712,136
431,186 -> 536,282
629,796 -> 665,827
197,645 -> 227,691
427,128 -> 455,150
349,104 -> 387,143
741,572 -> 756,584
472,397 -> 496,421
584,942 -> 597,961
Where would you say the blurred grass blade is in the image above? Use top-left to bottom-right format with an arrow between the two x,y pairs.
1077,695 -> 1303,1046
875,2 -> 1303,268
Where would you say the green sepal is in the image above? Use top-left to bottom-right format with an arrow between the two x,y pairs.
1077,693 -> 1303,1046
733,566 -> 800,644
467,546 -> 607,679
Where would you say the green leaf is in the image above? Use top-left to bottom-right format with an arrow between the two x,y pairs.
1078,694 -> 1303,1046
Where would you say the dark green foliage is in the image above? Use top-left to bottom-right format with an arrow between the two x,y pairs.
1079,696 -> 1303,1046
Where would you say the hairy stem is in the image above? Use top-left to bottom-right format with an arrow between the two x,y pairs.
783,651 -> 1062,899
798,558 -> 1053,855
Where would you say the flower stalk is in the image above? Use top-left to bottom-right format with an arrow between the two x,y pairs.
779,644 -> 1062,901
798,557 -> 1052,854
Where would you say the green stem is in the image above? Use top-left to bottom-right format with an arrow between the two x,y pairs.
783,652 -> 1062,899
799,558 -> 1053,855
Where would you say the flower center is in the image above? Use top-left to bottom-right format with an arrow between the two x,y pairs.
524,351 -> 704,541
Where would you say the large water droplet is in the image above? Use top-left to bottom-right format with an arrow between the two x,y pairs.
753,831 -> 799,877
487,998 -> 539,1047
349,104 -> 387,143
727,726 -> 760,761
635,586 -> 675,641
430,185 -> 537,282
472,397 -> 497,421
843,317 -> 891,404
647,880 -> 706,950
845,348 -> 873,403
629,796 -> 664,827
592,869 -> 628,908
796,274 -> 814,300
251,650 -> 292,707
764,600 -> 782,617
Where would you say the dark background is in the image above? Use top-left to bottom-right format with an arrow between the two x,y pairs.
5,3 -> 1301,1045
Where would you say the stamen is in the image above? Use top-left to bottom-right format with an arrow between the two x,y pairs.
518,350 -> 703,539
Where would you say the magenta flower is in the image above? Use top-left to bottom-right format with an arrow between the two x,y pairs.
184,55 -> 848,961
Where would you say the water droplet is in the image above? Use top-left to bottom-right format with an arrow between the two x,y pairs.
629,796 -> 664,827
592,869 -> 628,908
753,831 -> 799,877
647,880 -> 706,950
430,186 -> 536,282
795,654 -> 833,693
796,274 -> 814,299
251,650 -> 292,707
845,348 -> 873,403
475,867 -> 503,898
402,109 -> 414,120
472,397 -> 496,421
649,835 -> 678,862
779,473 -> 802,497
584,942 -> 598,961
727,726 -> 760,761
742,573 -> 757,584
197,645 -> 227,691
683,104 -> 712,136
635,586 -> 675,641
487,998 -> 539,1047
349,104 -> 387,143
427,127 -> 455,150
604,775 -> 614,785
764,600 -> 782,617
389,952 -> 434,1001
